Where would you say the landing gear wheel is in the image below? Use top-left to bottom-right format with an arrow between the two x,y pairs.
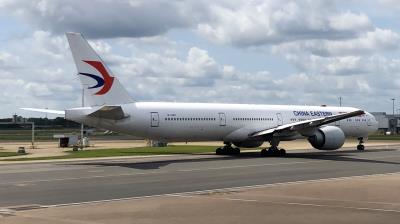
216,144 -> 241,155
233,147 -> 241,155
357,145 -> 365,151
261,148 -> 268,157
261,148 -> 286,157
357,137 -> 365,151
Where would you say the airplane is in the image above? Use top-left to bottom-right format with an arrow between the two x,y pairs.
23,32 -> 379,156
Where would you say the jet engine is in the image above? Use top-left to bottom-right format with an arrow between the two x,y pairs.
233,140 -> 264,148
307,126 -> 345,150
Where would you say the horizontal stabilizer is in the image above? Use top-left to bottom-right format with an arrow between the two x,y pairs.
21,108 -> 65,115
88,106 -> 128,120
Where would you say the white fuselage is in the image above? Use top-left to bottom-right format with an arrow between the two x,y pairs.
66,102 -> 378,143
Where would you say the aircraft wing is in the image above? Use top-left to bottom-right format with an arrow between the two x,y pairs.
21,108 -> 65,115
88,106 -> 128,120
251,110 -> 365,137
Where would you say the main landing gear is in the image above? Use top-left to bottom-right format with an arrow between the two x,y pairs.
261,138 -> 286,157
357,137 -> 365,151
216,142 -> 240,155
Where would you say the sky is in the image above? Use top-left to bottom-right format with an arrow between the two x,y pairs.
1,0 -> 400,118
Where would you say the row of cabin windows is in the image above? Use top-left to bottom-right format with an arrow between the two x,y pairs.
233,117 -> 273,121
346,118 -> 367,122
165,117 -> 216,121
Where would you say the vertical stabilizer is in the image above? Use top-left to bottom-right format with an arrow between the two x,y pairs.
66,32 -> 133,106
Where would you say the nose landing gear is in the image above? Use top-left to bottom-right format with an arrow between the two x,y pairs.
357,137 -> 365,151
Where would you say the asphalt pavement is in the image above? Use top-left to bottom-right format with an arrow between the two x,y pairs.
0,146 -> 399,208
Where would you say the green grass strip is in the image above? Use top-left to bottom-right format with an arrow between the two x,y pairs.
0,152 -> 23,157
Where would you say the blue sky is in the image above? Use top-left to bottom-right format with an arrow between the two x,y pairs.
0,0 -> 400,118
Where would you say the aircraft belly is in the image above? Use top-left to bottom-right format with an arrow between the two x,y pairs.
148,124 -> 233,141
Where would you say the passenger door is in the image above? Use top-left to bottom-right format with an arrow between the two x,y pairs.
276,113 -> 283,126
150,112 -> 159,127
219,113 -> 226,126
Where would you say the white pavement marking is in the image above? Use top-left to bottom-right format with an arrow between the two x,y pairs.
14,183 -> 32,187
87,170 -> 104,173
182,195 -> 400,214
21,171 -> 398,210
254,193 -> 400,206
284,202 -> 400,213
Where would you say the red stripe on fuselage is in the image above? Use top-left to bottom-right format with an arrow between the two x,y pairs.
83,60 -> 114,95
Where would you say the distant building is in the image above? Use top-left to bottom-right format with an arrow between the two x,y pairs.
371,112 -> 399,133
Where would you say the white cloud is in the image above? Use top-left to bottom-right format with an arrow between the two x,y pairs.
1,0 -> 400,117
272,28 -> 400,57
283,53 -> 400,77
0,0 -> 202,38
197,0 -> 373,47
329,11 -> 371,31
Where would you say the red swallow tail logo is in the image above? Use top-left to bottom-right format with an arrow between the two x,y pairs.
78,60 -> 114,95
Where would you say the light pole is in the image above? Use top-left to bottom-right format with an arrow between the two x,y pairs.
391,98 -> 395,116
391,98 -> 395,134
31,122 -> 35,149
338,96 -> 342,107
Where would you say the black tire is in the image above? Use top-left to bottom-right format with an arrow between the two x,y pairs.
357,145 -> 365,151
233,147 -> 240,155
216,147 -> 223,155
279,149 -> 286,156
261,148 -> 268,157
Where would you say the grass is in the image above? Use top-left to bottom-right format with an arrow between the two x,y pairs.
3,145 -> 221,161
0,152 -> 22,157
368,134 -> 400,141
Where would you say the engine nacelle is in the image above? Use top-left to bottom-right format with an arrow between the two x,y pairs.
307,126 -> 345,150
233,140 -> 264,148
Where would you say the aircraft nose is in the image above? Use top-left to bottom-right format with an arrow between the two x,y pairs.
369,113 -> 379,132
